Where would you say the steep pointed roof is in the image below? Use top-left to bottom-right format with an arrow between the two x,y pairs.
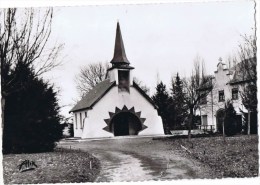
110,22 -> 130,65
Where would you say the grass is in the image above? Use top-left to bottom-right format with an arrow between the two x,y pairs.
165,135 -> 259,178
2,148 -> 100,184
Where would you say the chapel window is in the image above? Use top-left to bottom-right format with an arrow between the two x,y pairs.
75,114 -> 78,129
118,70 -> 130,92
80,113 -> 83,129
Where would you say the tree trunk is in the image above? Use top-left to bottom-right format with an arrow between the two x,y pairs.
1,97 -> 5,131
247,110 -> 251,135
188,107 -> 193,141
222,116 -> 225,142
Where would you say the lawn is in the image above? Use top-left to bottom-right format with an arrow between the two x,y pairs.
2,148 -> 100,184
165,135 -> 259,178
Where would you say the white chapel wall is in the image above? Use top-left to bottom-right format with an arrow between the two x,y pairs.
80,85 -> 164,138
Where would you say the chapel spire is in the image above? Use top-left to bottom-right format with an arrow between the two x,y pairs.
110,22 -> 130,66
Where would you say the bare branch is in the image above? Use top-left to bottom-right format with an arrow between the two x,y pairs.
1,8 -> 63,97
74,62 -> 109,97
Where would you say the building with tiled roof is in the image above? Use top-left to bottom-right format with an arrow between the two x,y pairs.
197,57 -> 256,133
70,22 -> 164,138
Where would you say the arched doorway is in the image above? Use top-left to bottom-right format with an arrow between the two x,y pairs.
216,109 -> 225,133
103,106 -> 147,136
111,112 -> 142,136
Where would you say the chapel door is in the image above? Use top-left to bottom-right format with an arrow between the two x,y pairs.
113,113 -> 129,136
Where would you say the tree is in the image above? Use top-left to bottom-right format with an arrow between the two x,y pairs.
1,8 -> 64,153
1,8 -> 63,131
152,81 -> 171,134
228,34 -> 257,135
224,101 -> 238,136
238,35 -> 257,135
170,73 -> 188,129
75,62 -> 109,97
68,123 -> 74,137
75,62 -> 150,97
239,81 -> 257,135
182,56 -> 213,140
133,77 -> 150,94
3,62 -> 63,153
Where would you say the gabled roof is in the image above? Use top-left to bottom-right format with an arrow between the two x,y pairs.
70,80 -> 158,113
229,58 -> 256,85
70,79 -> 116,113
132,81 -> 158,109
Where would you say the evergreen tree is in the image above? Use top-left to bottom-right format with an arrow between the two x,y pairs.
224,101 -> 238,136
170,73 -> 188,130
152,82 -> 171,134
3,62 -> 63,154
68,124 -> 74,137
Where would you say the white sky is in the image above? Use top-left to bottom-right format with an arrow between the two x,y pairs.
5,1 -> 256,118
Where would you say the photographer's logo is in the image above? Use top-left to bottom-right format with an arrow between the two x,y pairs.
17,160 -> 37,172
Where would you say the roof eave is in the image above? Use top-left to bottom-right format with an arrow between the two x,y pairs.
132,82 -> 158,109
69,81 -> 116,113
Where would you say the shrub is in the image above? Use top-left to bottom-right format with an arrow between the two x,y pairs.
224,102 -> 237,136
3,63 -> 63,154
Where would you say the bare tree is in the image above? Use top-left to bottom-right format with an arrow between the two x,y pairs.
1,8 -> 63,129
75,62 -> 151,97
133,77 -> 150,95
235,34 -> 257,135
75,62 -> 109,97
183,55 -> 213,140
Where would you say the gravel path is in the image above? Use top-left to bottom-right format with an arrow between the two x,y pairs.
58,137 -> 216,182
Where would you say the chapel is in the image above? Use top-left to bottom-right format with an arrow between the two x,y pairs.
70,22 -> 164,138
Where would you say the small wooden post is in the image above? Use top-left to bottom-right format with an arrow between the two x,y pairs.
90,161 -> 92,170
248,110 -> 251,136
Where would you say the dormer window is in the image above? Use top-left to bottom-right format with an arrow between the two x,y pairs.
118,70 -> 129,92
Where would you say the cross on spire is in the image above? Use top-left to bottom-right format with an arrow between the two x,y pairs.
110,22 -> 130,66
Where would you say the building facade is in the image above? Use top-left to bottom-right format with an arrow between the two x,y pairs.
69,23 -> 164,138
198,59 -> 251,133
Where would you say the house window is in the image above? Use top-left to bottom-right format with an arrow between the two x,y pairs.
118,70 -> 130,92
75,114 -> 78,129
232,88 -> 239,100
202,115 -> 208,125
219,90 -> 225,102
80,113 -> 83,129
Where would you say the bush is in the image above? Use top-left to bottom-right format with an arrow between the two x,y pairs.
224,102 -> 237,136
3,63 -> 63,154
68,124 -> 74,137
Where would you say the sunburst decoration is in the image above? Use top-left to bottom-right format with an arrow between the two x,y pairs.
103,105 -> 147,133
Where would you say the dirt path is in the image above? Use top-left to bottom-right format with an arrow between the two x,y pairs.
58,137 -> 215,182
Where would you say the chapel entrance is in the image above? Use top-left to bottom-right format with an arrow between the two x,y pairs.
216,109 -> 225,133
111,112 -> 142,136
